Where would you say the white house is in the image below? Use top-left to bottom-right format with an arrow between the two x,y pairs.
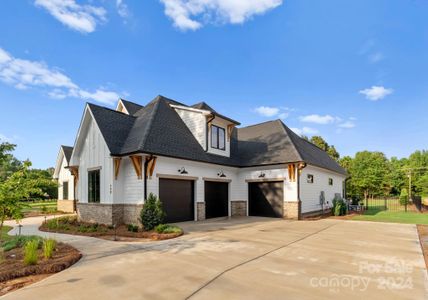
53,145 -> 75,213
58,96 -> 347,225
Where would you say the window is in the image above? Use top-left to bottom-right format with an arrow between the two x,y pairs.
63,181 -> 69,200
88,169 -> 100,203
307,174 -> 314,183
329,178 -> 333,186
211,125 -> 226,150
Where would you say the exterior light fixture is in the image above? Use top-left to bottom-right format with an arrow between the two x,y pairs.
259,172 -> 266,178
178,167 -> 188,174
217,170 -> 226,178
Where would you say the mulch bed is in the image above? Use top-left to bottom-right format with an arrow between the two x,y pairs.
417,225 -> 428,270
0,243 -> 81,296
39,222 -> 183,241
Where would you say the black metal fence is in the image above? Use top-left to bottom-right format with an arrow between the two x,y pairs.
365,197 -> 420,212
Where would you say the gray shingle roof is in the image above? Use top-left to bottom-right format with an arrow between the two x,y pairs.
86,96 -> 346,175
61,145 -> 73,164
120,98 -> 144,115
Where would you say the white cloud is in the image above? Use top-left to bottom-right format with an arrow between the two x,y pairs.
0,47 -> 120,105
291,127 -> 319,136
34,0 -> 107,33
369,52 -> 384,63
299,114 -> 338,124
338,121 -> 356,129
359,85 -> 393,101
254,106 -> 280,117
159,0 -> 283,31
116,0 -> 130,19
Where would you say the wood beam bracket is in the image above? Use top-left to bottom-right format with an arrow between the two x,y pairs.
114,157 -> 122,180
130,155 -> 143,180
145,156 -> 157,179
288,164 -> 296,182
227,124 -> 235,141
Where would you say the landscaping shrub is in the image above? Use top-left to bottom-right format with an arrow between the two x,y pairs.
127,224 -> 139,232
155,224 -> 182,234
2,236 -> 42,252
332,196 -> 347,216
43,238 -> 56,259
140,193 -> 165,231
23,240 -> 39,265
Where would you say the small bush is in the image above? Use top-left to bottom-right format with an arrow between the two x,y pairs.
127,224 -> 139,232
41,205 -> 48,214
24,240 -> 39,265
2,236 -> 42,252
155,224 -> 182,234
332,196 -> 347,216
43,238 -> 56,259
140,193 -> 165,231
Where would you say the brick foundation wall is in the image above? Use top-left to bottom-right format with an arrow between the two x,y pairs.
77,203 -> 143,225
57,199 -> 75,213
283,201 -> 301,220
196,202 -> 206,221
231,201 -> 247,217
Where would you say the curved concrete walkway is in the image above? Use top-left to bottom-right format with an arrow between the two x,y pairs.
2,217 -> 428,299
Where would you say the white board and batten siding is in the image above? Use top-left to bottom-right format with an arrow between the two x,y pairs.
76,118 -> 114,204
299,164 -> 346,214
174,109 -> 206,149
58,157 -> 74,200
236,165 -> 298,203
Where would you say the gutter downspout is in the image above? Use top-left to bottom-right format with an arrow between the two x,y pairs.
144,157 -> 149,200
297,162 -> 307,220
205,114 -> 215,152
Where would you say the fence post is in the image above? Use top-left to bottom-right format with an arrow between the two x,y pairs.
384,197 -> 387,211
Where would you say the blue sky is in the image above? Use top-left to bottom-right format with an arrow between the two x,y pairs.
0,0 -> 427,169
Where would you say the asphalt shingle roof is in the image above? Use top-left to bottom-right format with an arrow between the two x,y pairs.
61,146 -> 73,164
120,98 -> 144,115
86,96 -> 346,175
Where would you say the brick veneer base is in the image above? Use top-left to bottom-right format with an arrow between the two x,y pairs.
231,201 -> 247,216
283,201 -> 301,220
77,203 -> 143,225
57,199 -> 75,213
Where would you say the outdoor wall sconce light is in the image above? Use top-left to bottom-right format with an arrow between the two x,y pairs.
258,172 -> 266,178
217,170 -> 226,178
178,167 -> 188,174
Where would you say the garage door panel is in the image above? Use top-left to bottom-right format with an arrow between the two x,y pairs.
205,182 -> 228,219
159,179 -> 194,223
249,181 -> 283,218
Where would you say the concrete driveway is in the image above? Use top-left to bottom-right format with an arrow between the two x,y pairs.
3,216 -> 428,299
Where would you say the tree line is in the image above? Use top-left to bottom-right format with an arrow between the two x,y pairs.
304,136 -> 428,202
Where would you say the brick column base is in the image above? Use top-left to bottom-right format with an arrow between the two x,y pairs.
283,201 -> 301,220
231,201 -> 247,217
197,202 -> 206,221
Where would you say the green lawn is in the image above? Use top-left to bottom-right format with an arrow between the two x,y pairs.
22,200 -> 57,213
352,210 -> 428,225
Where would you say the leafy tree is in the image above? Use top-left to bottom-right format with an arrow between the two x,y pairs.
0,141 -> 22,181
140,193 -> 165,230
0,161 -> 45,240
399,188 -> 409,206
309,136 -> 340,161
27,169 -> 58,199
349,151 -> 389,200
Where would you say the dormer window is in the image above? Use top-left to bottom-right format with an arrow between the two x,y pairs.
211,125 -> 225,150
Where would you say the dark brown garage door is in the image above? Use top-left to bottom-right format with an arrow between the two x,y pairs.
205,181 -> 228,219
248,181 -> 284,218
159,178 -> 194,223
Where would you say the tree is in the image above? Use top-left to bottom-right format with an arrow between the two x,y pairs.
0,161 -> 45,240
0,140 -> 22,181
309,136 -> 340,161
349,151 -> 389,201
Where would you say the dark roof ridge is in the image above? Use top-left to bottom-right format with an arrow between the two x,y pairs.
239,119 -> 278,129
87,102 -> 137,118
277,120 -> 304,162
135,97 -> 163,152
